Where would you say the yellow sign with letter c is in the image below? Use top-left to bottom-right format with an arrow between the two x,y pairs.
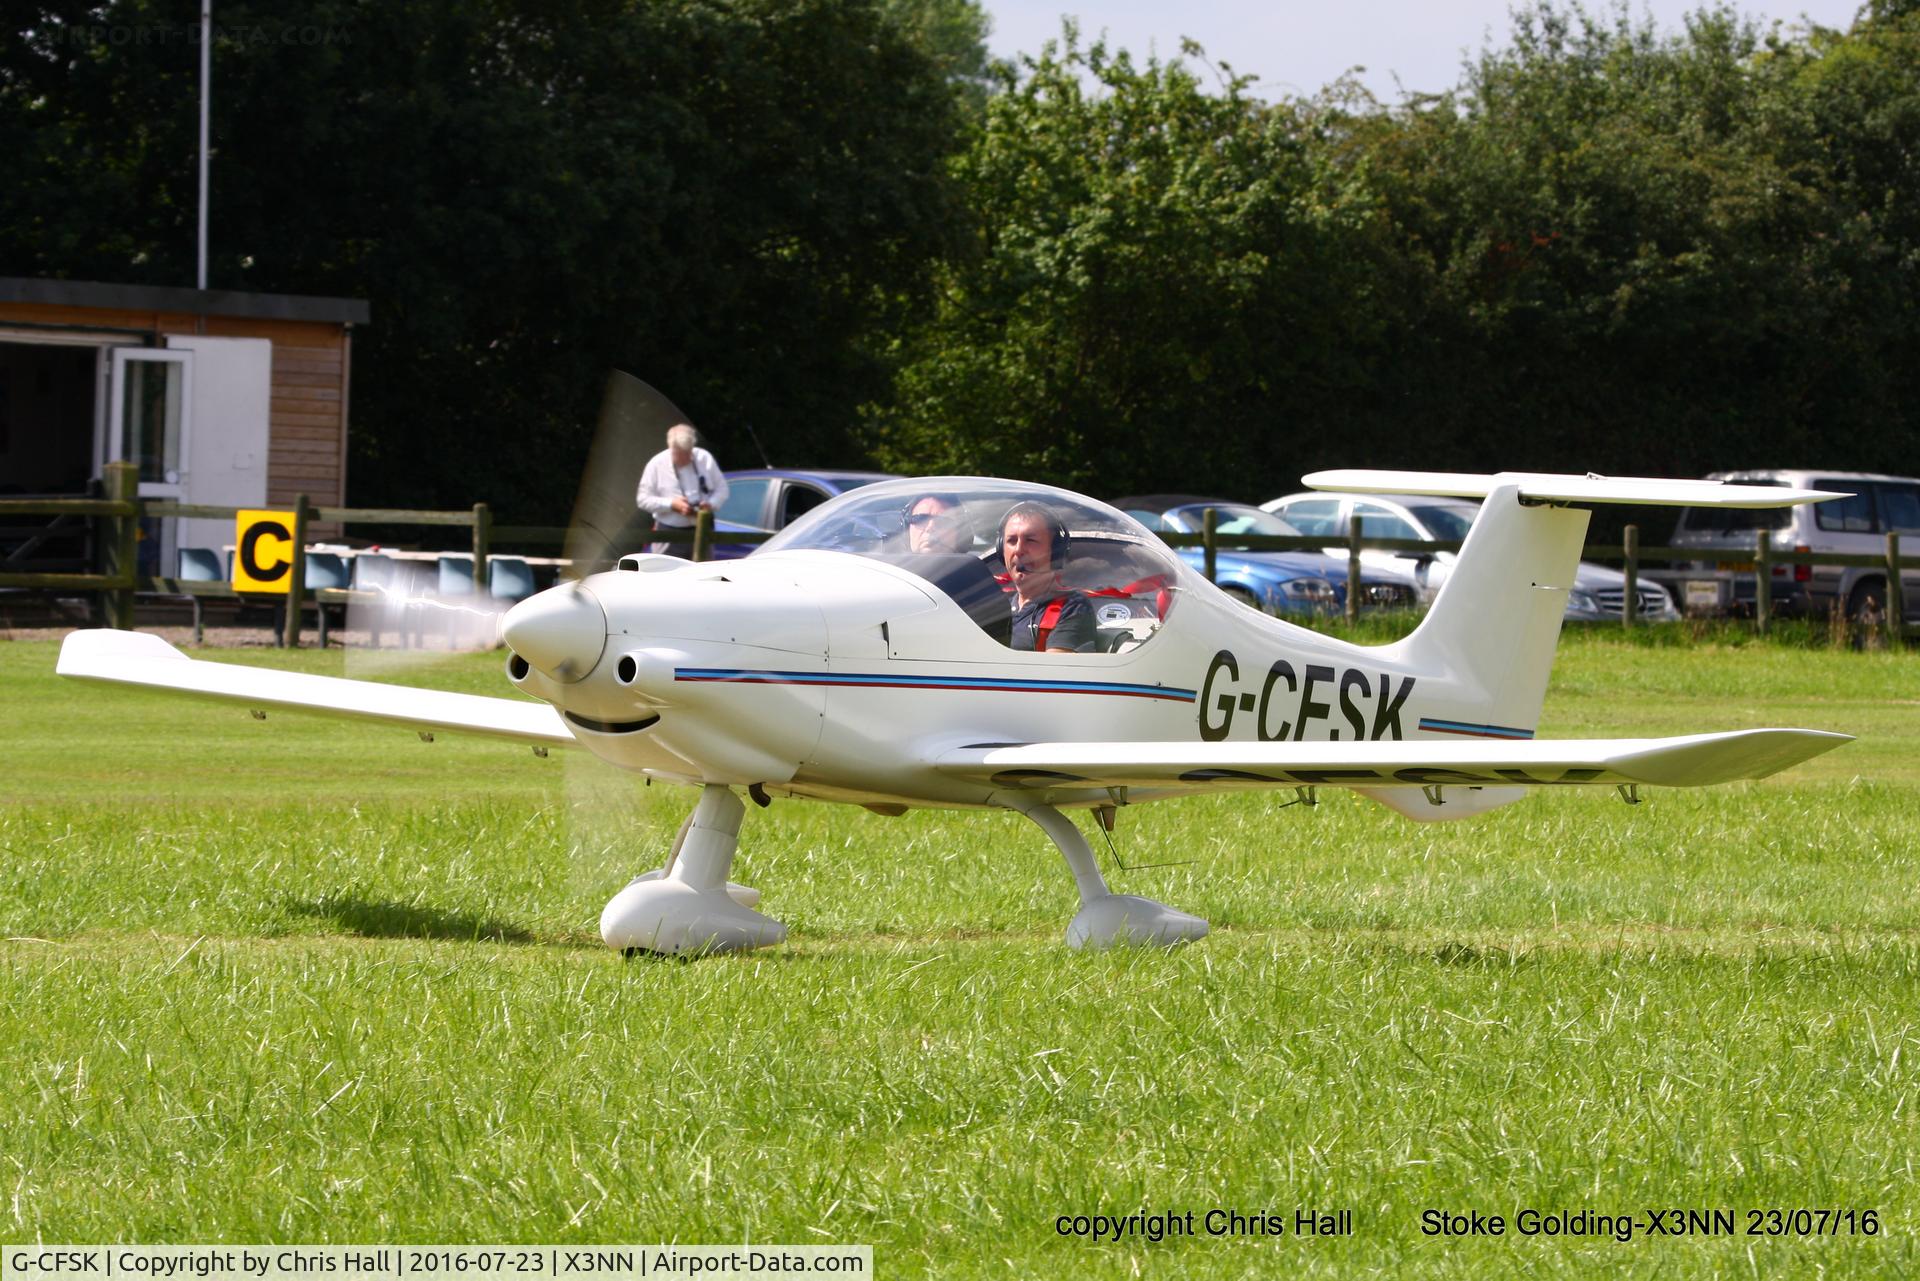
233,509 -> 296,593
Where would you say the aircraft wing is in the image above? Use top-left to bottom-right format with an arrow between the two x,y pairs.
937,730 -> 1850,792
57,629 -> 575,747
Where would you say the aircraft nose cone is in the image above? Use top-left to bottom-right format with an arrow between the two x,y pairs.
502,583 -> 607,683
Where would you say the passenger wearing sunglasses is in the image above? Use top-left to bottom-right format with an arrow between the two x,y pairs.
904,493 -> 974,555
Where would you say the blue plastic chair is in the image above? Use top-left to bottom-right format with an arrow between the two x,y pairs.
177,547 -> 223,581
175,547 -> 225,643
303,552 -> 351,647
437,555 -> 476,597
305,553 -> 350,591
352,553 -> 401,593
488,556 -> 536,602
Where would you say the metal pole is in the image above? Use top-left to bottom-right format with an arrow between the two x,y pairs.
1346,514 -> 1362,626
1622,524 -> 1639,629
197,0 -> 211,291
1755,528 -> 1771,636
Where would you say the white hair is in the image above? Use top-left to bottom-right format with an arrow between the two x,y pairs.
666,424 -> 697,450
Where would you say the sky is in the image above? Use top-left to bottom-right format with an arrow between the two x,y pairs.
982,0 -> 1870,101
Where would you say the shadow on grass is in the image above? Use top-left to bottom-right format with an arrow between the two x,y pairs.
285,891 -> 535,944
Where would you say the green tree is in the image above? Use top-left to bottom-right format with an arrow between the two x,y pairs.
878,0 -> 999,116
0,0 -> 966,520
873,30 -> 1400,497
1356,1 -> 1919,477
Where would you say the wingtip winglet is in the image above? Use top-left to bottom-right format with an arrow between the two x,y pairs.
56,628 -> 187,677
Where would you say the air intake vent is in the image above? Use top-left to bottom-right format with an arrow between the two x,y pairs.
564,712 -> 660,734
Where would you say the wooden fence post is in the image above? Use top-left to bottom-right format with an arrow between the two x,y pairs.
1754,528 -> 1772,635
102,461 -> 140,630
692,508 -> 712,562
1622,524 -> 1639,629
472,502 -> 492,595
282,493 -> 310,648
1346,514 -> 1363,626
1889,532 -> 1906,647
1202,507 -> 1218,585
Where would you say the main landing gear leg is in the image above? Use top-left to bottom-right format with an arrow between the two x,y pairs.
599,785 -> 786,956
1013,802 -> 1208,950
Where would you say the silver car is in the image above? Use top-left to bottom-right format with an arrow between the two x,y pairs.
1646,470 -> 1920,621
1260,491 -> 1679,622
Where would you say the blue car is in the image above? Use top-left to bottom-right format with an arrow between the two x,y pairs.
1117,496 -> 1418,615
712,469 -> 899,558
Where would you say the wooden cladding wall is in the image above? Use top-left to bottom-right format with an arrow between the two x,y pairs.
0,302 -> 352,513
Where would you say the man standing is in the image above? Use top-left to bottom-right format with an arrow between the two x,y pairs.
636,423 -> 729,556
998,502 -> 1097,653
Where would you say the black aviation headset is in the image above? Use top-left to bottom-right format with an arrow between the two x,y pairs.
995,501 -> 1072,570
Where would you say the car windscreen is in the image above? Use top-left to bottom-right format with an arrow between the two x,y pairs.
1406,504 -> 1476,541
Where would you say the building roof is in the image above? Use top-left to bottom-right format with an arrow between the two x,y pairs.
0,277 -> 369,326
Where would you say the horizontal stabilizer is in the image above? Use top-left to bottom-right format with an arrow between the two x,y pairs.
938,729 -> 1849,792
57,629 -> 574,746
1302,469 -> 1843,507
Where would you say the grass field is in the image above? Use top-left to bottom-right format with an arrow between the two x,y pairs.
2,627 -> 1917,1277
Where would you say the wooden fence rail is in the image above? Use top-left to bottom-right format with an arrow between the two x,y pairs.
2,492 -> 1913,647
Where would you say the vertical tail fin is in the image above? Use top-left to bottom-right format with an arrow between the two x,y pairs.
1395,484 -> 1587,734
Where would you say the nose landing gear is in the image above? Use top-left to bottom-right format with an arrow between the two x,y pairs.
600,784 -> 785,955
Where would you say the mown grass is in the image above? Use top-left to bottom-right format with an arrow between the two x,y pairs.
1,630 -> 1916,1277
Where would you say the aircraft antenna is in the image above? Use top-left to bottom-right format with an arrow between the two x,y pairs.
1096,818 -> 1192,874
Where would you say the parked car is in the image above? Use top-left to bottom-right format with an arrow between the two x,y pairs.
1647,470 -> 1920,622
1114,495 -> 1417,616
1261,490 -> 1680,623
714,469 -> 899,557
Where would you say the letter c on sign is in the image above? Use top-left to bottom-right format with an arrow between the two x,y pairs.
241,521 -> 292,582
232,509 -> 298,593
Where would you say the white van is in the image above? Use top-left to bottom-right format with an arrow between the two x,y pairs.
1650,470 -> 1920,622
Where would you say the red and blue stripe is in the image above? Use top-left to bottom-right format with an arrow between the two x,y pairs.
674,668 -> 1196,703
1417,716 -> 1535,740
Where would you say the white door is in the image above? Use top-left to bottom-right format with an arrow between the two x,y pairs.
165,336 -> 273,559
107,347 -> 193,575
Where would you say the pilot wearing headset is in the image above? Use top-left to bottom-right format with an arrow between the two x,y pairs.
998,502 -> 1097,653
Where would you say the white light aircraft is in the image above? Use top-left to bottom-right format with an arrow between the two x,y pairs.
58,469 -> 1851,956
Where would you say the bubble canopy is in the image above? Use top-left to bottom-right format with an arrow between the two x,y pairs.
756,477 -> 1188,651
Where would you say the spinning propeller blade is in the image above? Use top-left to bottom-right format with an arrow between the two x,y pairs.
549,372 -> 711,899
